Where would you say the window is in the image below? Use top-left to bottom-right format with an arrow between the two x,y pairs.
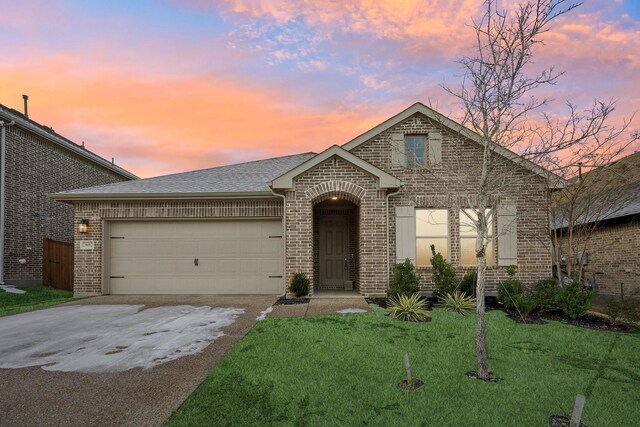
415,209 -> 448,266
405,135 -> 426,168
460,209 -> 495,266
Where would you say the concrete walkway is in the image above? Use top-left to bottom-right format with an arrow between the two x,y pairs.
269,294 -> 371,318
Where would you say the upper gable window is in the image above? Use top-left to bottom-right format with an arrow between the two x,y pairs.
404,135 -> 427,168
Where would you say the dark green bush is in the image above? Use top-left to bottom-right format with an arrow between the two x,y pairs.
557,279 -> 593,319
288,273 -> 310,297
497,266 -> 525,309
531,277 -> 559,311
389,259 -> 420,297
458,271 -> 477,297
512,293 -> 537,318
430,245 -> 459,298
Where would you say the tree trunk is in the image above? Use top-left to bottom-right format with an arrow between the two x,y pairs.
475,209 -> 490,379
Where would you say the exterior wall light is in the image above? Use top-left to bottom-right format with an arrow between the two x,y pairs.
78,219 -> 89,233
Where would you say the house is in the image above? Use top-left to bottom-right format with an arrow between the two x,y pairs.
52,103 -> 561,297
0,100 -> 137,286
552,151 -> 640,296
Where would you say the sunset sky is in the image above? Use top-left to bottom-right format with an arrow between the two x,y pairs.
1,0 -> 638,178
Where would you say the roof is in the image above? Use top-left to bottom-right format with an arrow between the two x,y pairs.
342,102 -> 567,188
270,145 -> 401,189
552,151 -> 640,229
0,104 -> 137,180
51,152 -> 317,200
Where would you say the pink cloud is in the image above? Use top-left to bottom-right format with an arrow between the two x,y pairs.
0,55 -> 397,178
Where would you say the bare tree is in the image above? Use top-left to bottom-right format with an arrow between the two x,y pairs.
439,0 -> 616,380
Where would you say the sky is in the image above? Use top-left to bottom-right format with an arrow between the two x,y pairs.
1,0 -> 638,178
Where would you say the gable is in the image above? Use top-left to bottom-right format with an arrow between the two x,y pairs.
270,145 -> 401,190
343,103 -> 566,188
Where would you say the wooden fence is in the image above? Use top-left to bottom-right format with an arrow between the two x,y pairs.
43,239 -> 74,291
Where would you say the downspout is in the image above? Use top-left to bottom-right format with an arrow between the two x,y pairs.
385,187 -> 402,291
0,120 -> 16,285
269,184 -> 287,296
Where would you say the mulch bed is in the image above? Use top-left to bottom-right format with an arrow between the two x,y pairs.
274,297 -> 310,306
540,311 -> 636,333
398,379 -> 424,390
548,415 -> 588,427
502,308 -> 636,332
466,371 -> 502,382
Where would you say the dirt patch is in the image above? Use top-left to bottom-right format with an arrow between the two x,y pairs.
548,415 -> 588,427
466,371 -> 502,382
398,379 -> 424,390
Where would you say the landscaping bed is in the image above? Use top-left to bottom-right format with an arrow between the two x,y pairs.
168,309 -> 640,426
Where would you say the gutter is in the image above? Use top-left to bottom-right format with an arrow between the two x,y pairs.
0,120 -> 16,285
268,184 -> 287,296
49,191 -> 280,202
385,187 -> 402,291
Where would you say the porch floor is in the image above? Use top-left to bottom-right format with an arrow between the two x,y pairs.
312,290 -> 362,299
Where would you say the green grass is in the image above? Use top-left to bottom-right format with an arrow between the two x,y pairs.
0,286 -> 79,317
168,308 -> 640,427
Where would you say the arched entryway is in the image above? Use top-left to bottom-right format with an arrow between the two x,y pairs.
313,198 -> 360,292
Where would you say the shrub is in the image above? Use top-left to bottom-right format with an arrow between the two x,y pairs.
557,279 -> 593,319
387,294 -> 431,322
430,245 -> 459,298
530,277 -> 559,311
288,273 -> 310,297
439,291 -> 476,315
497,266 -> 525,309
458,271 -> 477,297
511,293 -> 537,319
389,259 -> 420,297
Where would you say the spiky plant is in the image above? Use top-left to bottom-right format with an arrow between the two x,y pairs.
439,291 -> 477,315
387,293 -> 430,322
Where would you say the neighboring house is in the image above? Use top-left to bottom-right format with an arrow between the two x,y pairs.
0,102 -> 137,286
552,151 -> 640,296
53,103 -> 561,297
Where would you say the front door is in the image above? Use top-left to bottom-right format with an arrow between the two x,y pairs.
319,215 -> 349,288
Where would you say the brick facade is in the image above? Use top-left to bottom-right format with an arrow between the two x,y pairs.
351,114 -> 551,294
558,219 -> 640,296
3,125 -> 130,285
73,200 -> 283,295
68,111 -> 554,297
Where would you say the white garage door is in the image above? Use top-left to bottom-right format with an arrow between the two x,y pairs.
108,220 -> 283,294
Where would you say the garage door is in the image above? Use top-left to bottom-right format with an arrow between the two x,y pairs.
108,220 -> 283,294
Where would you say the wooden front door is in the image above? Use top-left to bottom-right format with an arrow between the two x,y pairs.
319,215 -> 349,288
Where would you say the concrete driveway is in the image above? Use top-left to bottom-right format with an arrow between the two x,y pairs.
0,295 -> 277,427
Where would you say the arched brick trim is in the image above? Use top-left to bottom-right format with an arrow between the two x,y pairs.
306,180 -> 366,205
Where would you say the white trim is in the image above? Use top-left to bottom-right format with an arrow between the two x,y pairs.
270,145 -> 401,190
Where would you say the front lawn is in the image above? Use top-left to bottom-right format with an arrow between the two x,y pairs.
169,308 -> 640,427
0,286 -> 78,317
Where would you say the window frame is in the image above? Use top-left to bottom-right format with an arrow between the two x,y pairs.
459,208 -> 496,266
404,134 -> 427,168
415,208 -> 449,267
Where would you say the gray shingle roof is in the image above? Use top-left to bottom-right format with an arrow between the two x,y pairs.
54,152 -> 317,198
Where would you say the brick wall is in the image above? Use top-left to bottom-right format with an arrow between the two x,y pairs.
73,199 -> 283,295
558,219 -> 640,296
285,158 -> 388,296
4,126 -> 130,284
351,113 -> 552,293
